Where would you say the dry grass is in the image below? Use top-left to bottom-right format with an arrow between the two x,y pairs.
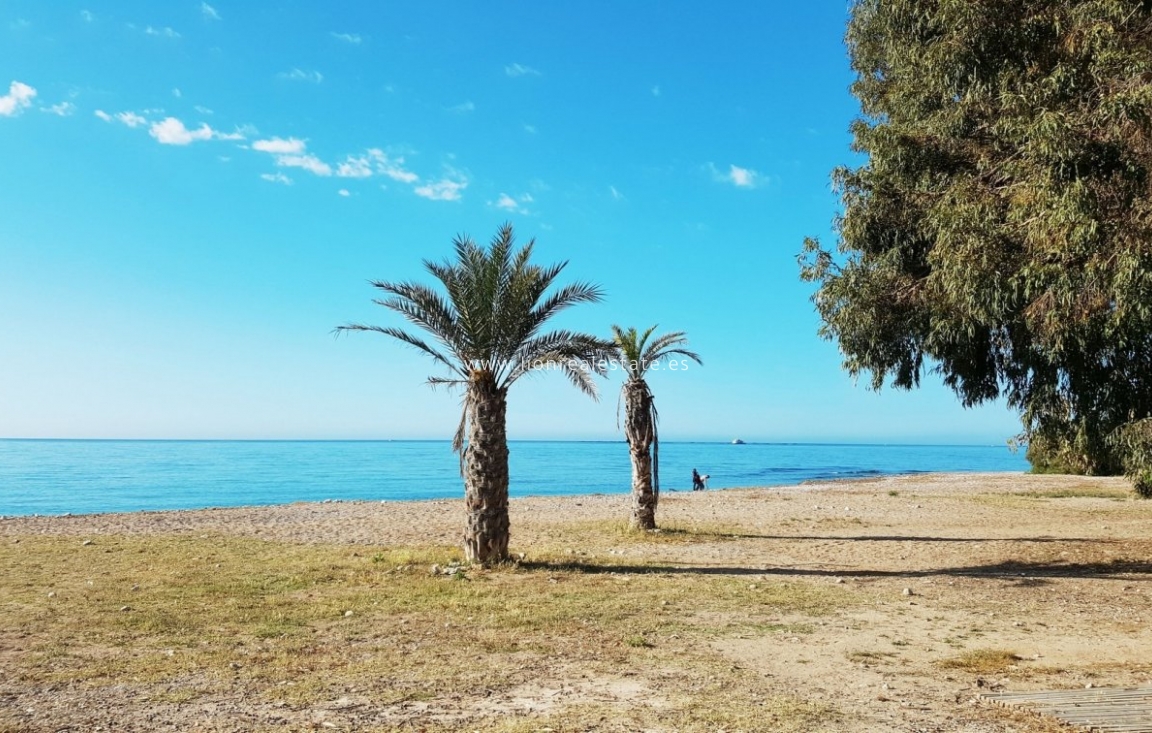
938,649 -> 1025,675
0,533 -> 851,731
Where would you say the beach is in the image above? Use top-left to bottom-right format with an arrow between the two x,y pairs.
3,472 -> 1150,731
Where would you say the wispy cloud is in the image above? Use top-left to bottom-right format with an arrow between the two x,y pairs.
276,154 -> 332,176
371,150 -> 419,183
150,117 -> 216,145
609,185 -> 624,201
252,136 -> 306,154
260,172 -> 292,185
523,123 -> 537,134
504,63 -> 541,78
194,105 -> 213,115
278,68 -> 323,83
80,10 -> 95,22
251,137 -> 331,175
42,101 -> 76,117
447,101 -> 475,114
337,189 -> 351,197
335,149 -> 418,183
493,192 -> 533,214
201,3 -> 220,21
0,81 -> 37,117
172,88 -> 182,98
145,25 -> 181,38
95,110 -> 148,128
709,162 -> 762,189
414,174 -> 468,202
331,32 -> 361,44
336,155 -> 372,179
651,85 -> 661,97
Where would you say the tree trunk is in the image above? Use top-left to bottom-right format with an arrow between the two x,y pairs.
462,376 -> 510,565
624,380 -> 657,530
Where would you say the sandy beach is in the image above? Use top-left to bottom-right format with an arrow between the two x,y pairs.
3,471 -> 1150,732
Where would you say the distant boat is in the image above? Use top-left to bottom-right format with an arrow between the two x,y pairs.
731,438 -> 745,445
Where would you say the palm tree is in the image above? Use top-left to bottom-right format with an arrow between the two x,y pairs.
610,325 -> 702,530
338,224 -> 612,565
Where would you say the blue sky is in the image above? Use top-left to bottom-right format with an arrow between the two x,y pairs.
0,2 -> 1022,444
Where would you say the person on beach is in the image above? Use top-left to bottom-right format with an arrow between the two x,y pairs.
692,468 -> 705,491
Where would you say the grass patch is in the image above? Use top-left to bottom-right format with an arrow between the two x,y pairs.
0,533 -> 855,730
1015,486 -> 1131,500
938,648 -> 1023,674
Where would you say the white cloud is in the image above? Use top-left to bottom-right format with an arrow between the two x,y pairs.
493,192 -> 533,214
0,81 -> 37,117
331,32 -> 361,44
42,101 -> 76,117
610,185 -> 624,201
727,164 -> 759,188
278,68 -> 323,83
415,175 -> 467,202
336,155 -> 370,179
334,149 -> 418,183
172,88 -> 182,98
252,136 -> 329,175
369,149 -> 418,183
276,154 -> 332,176
145,26 -> 180,38
201,3 -> 220,21
252,137 -> 306,154
261,172 -> 292,185
336,155 -> 373,179
95,110 -> 148,128
80,10 -> 95,22
194,105 -> 213,115
523,123 -> 537,134
149,117 -> 216,145
709,162 -> 762,189
338,189 -> 351,197
505,63 -> 540,77
448,101 -> 475,114
117,111 -> 147,127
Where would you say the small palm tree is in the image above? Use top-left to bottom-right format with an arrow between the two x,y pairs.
610,325 -> 702,530
339,224 -> 612,565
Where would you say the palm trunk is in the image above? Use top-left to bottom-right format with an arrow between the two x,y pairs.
624,380 -> 657,530
463,376 -> 511,565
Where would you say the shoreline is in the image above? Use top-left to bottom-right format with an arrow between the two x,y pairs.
0,471 -> 1109,550
0,470 -> 1033,521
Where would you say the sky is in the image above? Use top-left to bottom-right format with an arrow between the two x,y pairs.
0,2 -> 1023,444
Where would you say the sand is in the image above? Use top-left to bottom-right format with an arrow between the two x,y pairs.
3,471 -> 1151,732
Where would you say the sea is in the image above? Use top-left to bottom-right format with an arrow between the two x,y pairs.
0,440 -> 1029,517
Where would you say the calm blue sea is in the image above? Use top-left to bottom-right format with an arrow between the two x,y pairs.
0,440 -> 1029,517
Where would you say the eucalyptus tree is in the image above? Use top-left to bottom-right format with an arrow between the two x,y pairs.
339,224 -> 613,564
801,0 -> 1152,476
610,325 -> 702,529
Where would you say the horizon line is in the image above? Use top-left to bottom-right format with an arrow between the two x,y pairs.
0,437 -> 1016,449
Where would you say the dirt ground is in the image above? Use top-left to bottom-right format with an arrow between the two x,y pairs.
2,472 -> 1150,732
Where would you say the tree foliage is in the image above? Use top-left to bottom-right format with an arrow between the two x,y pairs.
801,0 -> 1152,475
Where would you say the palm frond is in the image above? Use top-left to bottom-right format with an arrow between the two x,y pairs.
335,324 -> 465,378
339,224 -> 607,450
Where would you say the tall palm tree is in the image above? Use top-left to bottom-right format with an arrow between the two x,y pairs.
339,224 -> 612,565
610,325 -> 702,530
